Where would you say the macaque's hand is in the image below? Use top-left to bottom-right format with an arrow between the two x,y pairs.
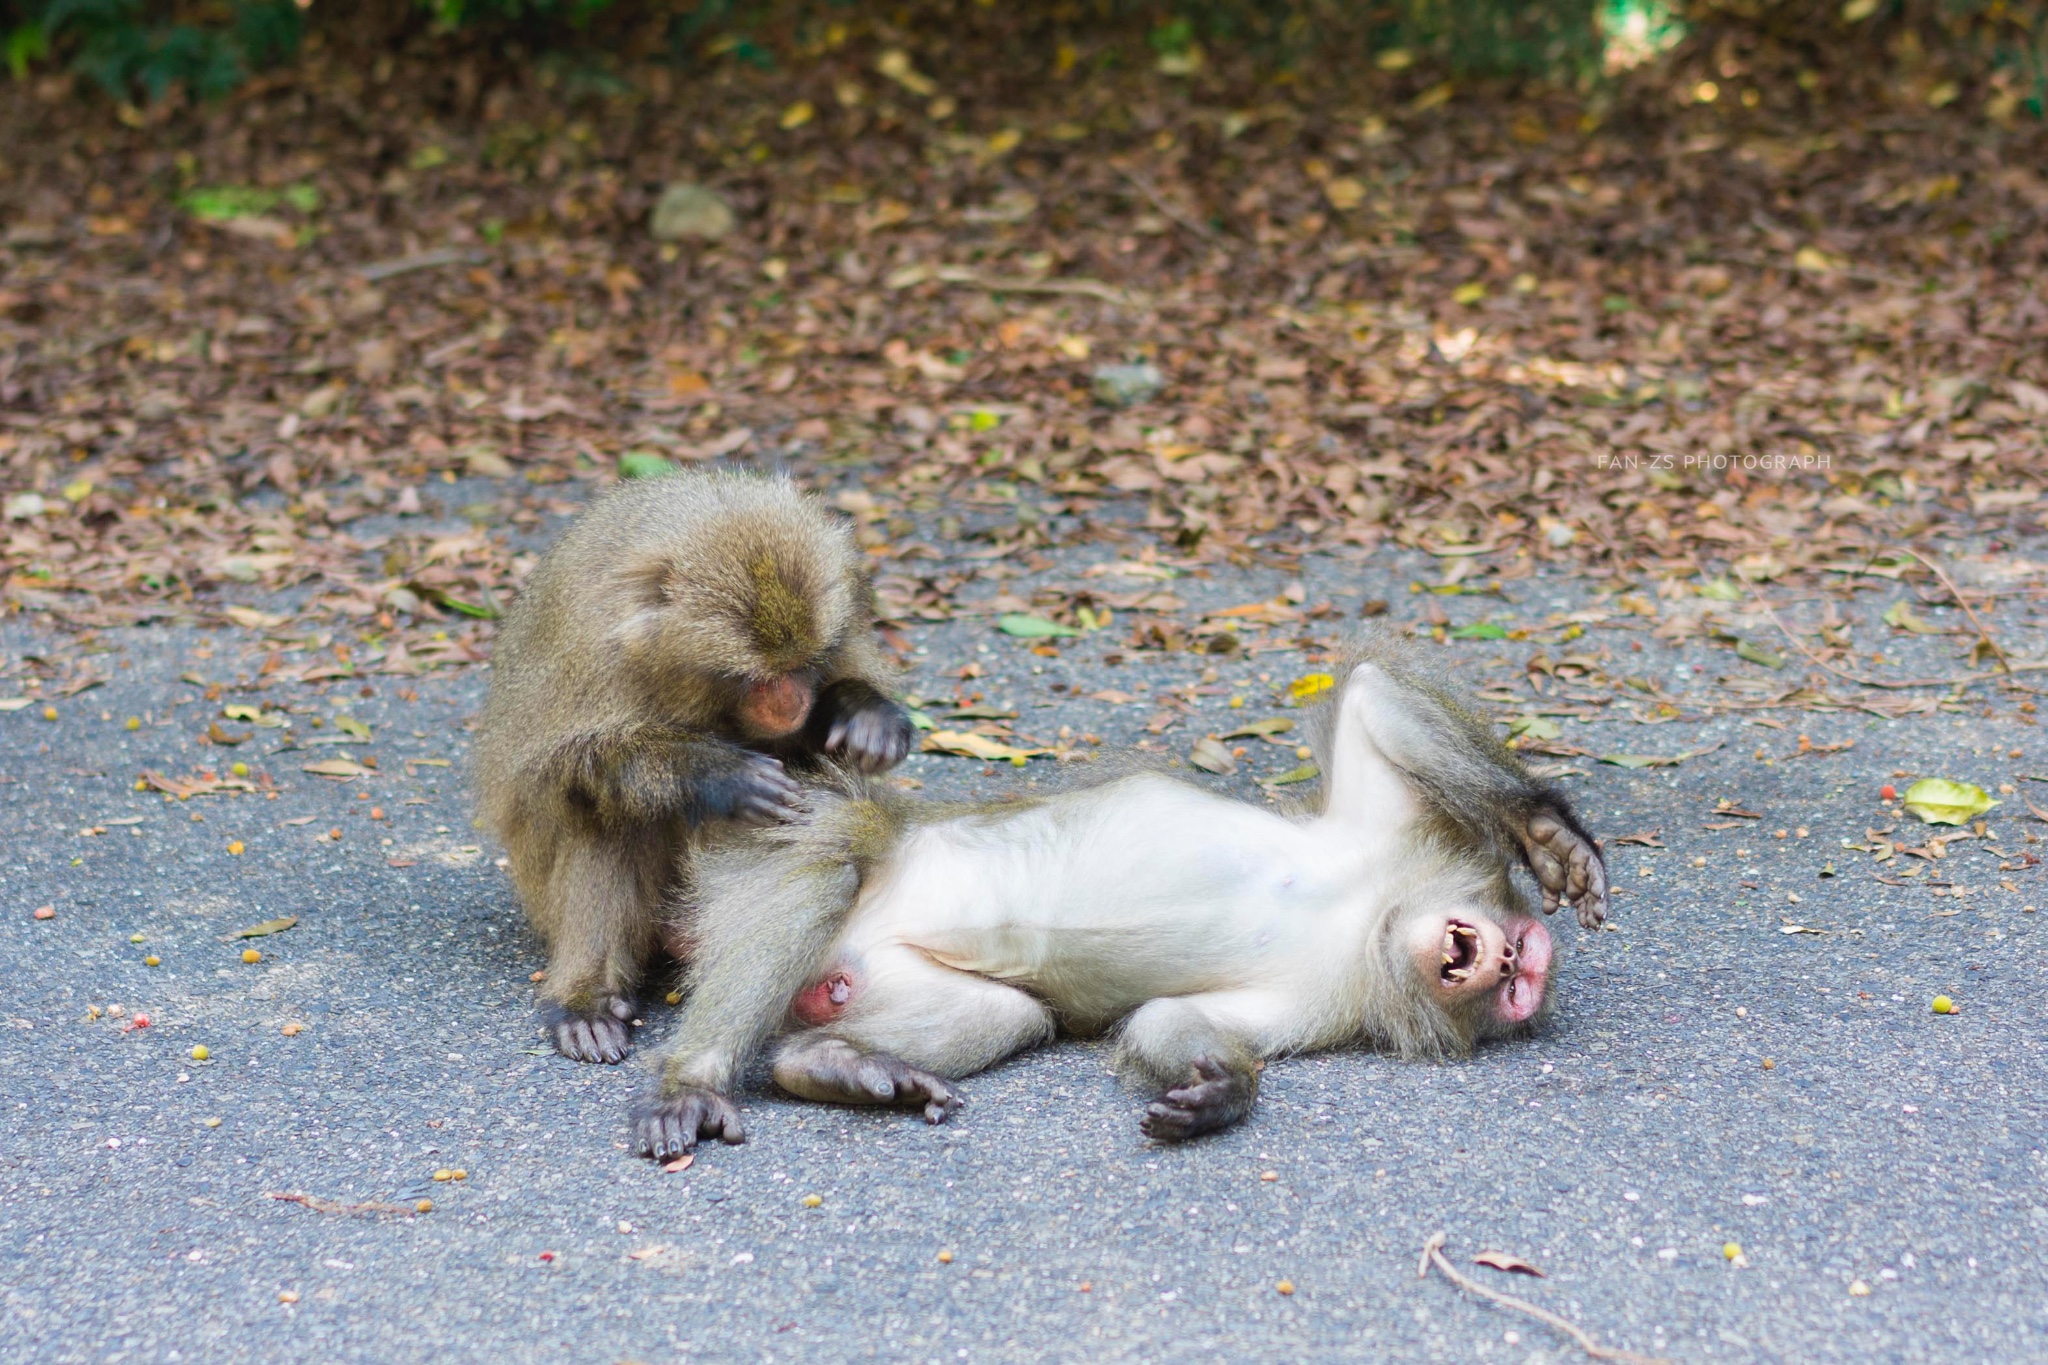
1140,1056 -> 1259,1141
1522,811 -> 1609,930
695,750 -> 804,826
825,696 -> 915,774
544,997 -> 635,1065
631,1087 -> 746,1161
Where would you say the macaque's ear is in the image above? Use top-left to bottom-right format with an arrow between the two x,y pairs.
617,553 -> 674,607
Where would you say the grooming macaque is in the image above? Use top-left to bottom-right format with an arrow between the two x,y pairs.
630,631 -> 1608,1159
475,471 -> 914,1064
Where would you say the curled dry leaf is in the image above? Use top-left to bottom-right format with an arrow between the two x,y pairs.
921,730 -> 1046,763
228,917 -> 299,939
1472,1250 -> 1545,1277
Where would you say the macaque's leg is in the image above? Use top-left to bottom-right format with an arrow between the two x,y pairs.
537,832 -> 664,1064
770,1035 -> 963,1125
809,942 -> 1057,1079
770,946 -> 1055,1123
1117,990 -> 1297,1141
633,853 -> 864,1161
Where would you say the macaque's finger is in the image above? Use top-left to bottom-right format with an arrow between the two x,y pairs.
1576,854 -> 1610,929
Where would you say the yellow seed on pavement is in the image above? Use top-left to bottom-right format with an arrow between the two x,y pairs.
1931,995 -> 1954,1014
144,956 -> 160,966
1849,1279 -> 1871,1296
1723,1242 -> 1742,1261
433,1169 -> 454,1181
42,706 -> 57,721
451,1168 -> 467,1180
416,1199 -> 433,1213
231,762 -> 249,778
227,841 -> 245,855
665,991 -> 682,1005
937,1250 -> 954,1263
203,1117 -> 222,1128
1276,1279 -> 1295,1295
278,1290 -> 299,1304
281,1022 -> 302,1036
130,933 -> 145,943
126,717 -> 141,730
242,948 -> 261,964
190,1045 -> 209,1061
802,1194 -> 822,1207
1260,1170 -> 1278,1181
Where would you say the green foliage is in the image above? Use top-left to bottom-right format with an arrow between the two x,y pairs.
178,182 -> 320,221
422,0 -> 619,29
11,0 -> 302,102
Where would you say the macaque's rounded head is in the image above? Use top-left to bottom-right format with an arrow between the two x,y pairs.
1402,910 -> 1552,1032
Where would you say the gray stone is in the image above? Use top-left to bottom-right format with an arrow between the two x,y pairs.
1091,361 -> 1163,407
649,181 -> 736,242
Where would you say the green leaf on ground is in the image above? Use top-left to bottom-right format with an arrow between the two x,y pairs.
617,451 -> 677,480
1735,640 -> 1785,669
996,614 -> 1081,638
1902,778 -> 1997,826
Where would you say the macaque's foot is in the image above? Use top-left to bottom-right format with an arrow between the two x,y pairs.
631,1087 -> 746,1161
1522,811 -> 1610,930
704,750 -> 806,825
543,997 -> 636,1065
772,1036 -> 962,1124
1141,1056 -> 1259,1141
825,697 -> 915,774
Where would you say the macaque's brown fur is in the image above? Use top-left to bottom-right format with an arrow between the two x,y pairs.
628,628 -> 1609,1159
475,471 -> 912,1064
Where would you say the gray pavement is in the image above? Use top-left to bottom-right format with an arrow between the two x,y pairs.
3,496 -> 2046,1364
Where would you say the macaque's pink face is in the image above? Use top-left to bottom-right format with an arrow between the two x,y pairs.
736,673 -> 815,739
1405,911 -> 1552,1026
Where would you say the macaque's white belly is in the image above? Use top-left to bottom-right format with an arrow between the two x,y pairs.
837,776 -> 1368,1024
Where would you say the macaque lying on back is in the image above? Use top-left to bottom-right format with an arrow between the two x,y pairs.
631,630 -> 1611,1158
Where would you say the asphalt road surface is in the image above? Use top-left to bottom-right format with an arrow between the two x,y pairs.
4,501 -> 2044,1364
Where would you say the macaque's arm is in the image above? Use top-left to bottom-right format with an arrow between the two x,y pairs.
1116,990 -> 1299,1141
1329,663 -> 1609,928
547,727 -> 803,829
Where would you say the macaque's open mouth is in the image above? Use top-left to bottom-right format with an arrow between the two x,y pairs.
1439,920 -> 1481,984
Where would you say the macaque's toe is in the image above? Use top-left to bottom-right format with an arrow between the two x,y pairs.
1140,1056 -> 1256,1141
630,1087 -> 745,1161
545,998 -> 635,1064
